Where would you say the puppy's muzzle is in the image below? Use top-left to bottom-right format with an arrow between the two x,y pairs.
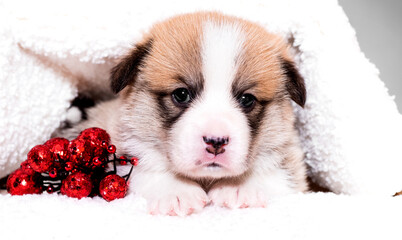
203,136 -> 229,156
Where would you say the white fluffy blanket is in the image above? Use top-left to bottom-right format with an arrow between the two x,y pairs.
0,192 -> 401,239
1,0 -> 402,238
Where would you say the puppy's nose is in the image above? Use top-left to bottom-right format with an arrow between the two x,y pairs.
203,136 -> 229,156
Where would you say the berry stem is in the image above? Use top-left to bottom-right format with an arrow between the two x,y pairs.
113,153 -> 117,174
124,166 -> 134,181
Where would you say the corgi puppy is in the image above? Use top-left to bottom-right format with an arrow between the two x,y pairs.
63,12 -> 308,215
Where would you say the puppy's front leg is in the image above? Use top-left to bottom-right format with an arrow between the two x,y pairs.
131,171 -> 208,216
129,153 -> 209,216
208,155 -> 301,209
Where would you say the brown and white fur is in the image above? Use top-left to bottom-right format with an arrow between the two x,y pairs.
63,12 -> 308,215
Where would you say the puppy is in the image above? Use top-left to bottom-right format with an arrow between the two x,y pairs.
65,12 -> 308,215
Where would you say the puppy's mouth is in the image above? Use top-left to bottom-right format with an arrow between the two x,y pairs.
195,160 -> 224,169
206,162 -> 222,168
188,158 -> 244,178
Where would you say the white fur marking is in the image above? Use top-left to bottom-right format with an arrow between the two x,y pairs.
201,21 -> 245,93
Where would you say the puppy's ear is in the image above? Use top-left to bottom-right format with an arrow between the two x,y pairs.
281,58 -> 306,108
110,39 -> 153,94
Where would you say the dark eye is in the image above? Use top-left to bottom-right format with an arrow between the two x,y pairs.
172,88 -> 191,106
239,94 -> 256,112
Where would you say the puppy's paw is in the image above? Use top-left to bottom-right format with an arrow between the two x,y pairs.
208,183 -> 268,209
208,170 -> 297,209
142,179 -> 209,216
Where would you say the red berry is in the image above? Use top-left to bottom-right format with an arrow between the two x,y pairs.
101,140 -> 108,148
119,156 -> 127,165
130,157 -> 139,166
49,168 -> 57,178
69,138 -> 87,156
92,145 -> 108,159
44,138 -> 70,161
7,169 -> 43,195
60,172 -> 93,199
69,139 -> 92,168
99,174 -> 127,201
107,145 -> 116,154
79,128 -> 110,147
92,156 -> 103,167
65,161 -> 74,172
46,185 -> 55,193
77,128 -> 111,161
20,160 -> 33,171
27,145 -> 54,173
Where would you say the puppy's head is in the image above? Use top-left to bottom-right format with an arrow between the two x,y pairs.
111,12 -> 305,180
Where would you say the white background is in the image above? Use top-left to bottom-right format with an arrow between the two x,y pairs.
339,0 -> 402,112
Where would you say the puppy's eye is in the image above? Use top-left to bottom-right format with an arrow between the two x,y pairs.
239,94 -> 256,112
172,88 -> 191,106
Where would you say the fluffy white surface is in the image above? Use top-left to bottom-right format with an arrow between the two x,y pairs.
1,0 -> 402,233
0,191 -> 401,240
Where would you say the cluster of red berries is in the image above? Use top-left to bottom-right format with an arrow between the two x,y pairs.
6,127 -> 138,201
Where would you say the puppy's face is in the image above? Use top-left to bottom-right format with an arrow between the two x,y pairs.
111,12 -> 305,180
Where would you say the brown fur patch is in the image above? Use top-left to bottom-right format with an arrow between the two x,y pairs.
139,13 -> 206,93
235,23 -> 287,102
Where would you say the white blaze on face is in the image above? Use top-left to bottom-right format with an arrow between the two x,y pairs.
201,21 -> 244,94
169,21 -> 251,179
